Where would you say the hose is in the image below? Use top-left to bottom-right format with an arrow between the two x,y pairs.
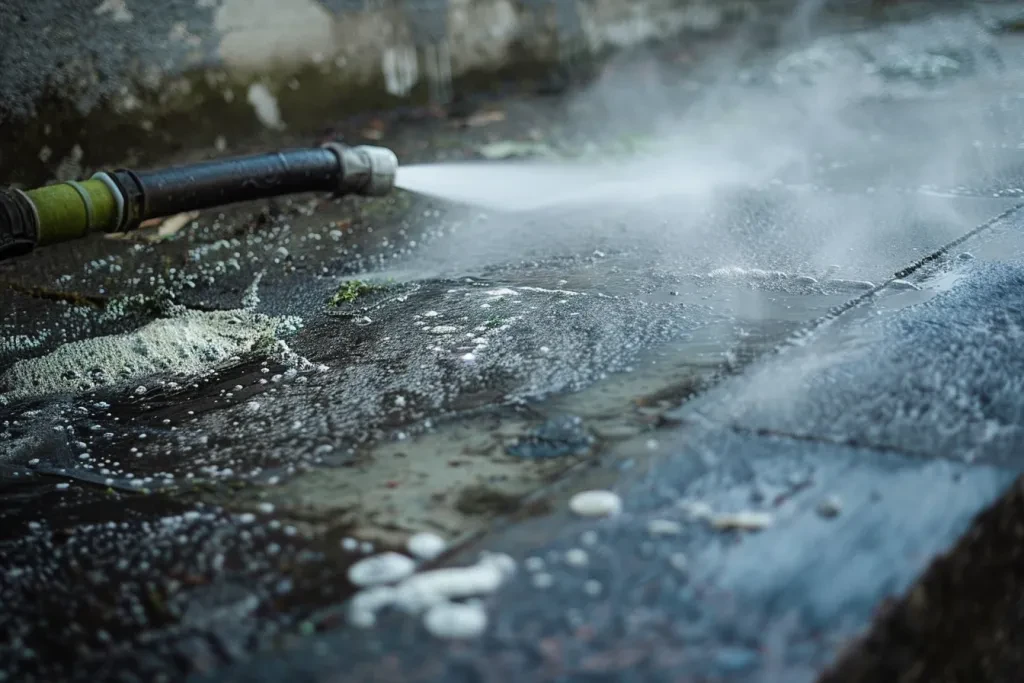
0,143 -> 399,262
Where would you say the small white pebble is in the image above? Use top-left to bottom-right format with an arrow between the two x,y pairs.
564,548 -> 588,567
676,499 -> 713,520
422,601 -> 488,639
341,537 -> 358,551
480,552 -> 516,579
55,482 -> 70,490
569,490 -> 623,518
710,511 -> 774,531
817,495 -> 843,518
134,386 -> 147,396
407,532 -> 447,561
669,552 -> 688,572
348,608 -> 377,629
428,325 -> 459,335
647,519 -> 683,536
347,552 -> 416,587
238,513 -> 256,524
258,502 -> 275,514
532,572 -> 554,589
583,579 -> 602,596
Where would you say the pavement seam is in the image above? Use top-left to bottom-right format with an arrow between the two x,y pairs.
796,200 -> 1024,348
727,424 -> 955,464
671,200 -> 1024,458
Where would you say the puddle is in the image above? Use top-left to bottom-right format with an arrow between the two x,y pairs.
247,417 -> 577,549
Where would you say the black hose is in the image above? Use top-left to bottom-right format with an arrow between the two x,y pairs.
133,148 -> 343,220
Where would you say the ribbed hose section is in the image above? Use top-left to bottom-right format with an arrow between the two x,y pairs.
0,188 -> 39,261
134,148 -> 342,220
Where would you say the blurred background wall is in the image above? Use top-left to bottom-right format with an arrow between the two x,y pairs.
0,0 -> 984,185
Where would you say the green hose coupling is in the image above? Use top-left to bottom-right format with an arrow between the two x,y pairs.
0,173 -> 134,262
26,177 -> 122,245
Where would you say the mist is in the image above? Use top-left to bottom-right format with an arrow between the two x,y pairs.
389,2 -> 1013,288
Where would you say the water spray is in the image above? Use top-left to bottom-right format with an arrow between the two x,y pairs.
0,143 -> 399,262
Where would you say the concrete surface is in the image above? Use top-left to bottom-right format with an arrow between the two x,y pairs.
5,3 -> 1024,683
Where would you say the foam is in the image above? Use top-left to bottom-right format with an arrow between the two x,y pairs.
0,309 -> 299,405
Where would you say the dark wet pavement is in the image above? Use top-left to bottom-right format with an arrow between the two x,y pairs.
7,6 -> 1024,683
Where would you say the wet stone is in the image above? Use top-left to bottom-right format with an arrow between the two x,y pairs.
505,415 -> 594,459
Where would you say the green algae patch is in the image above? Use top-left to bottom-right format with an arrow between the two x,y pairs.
328,279 -> 398,307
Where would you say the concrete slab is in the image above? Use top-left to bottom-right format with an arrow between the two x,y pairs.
6,6 -> 1024,683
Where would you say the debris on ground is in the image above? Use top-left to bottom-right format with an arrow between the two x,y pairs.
106,210 -> 199,242
463,109 -> 507,128
817,495 -> 844,518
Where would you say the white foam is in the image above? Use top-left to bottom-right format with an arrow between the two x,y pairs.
422,601 -> 488,639
246,83 -> 285,130
347,553 -> 515,631
0,309 -> 296,405
407,532 -> 447,561
347,552 -> 416,587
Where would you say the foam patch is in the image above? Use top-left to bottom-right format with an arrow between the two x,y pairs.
0,309 -> 301,405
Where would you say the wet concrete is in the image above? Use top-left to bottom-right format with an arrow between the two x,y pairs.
183,214 -> 1024,683
819,475 -> 1024,683
6,6 -> 1024,683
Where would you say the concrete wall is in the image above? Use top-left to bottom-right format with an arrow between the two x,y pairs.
0,0 -> 754,185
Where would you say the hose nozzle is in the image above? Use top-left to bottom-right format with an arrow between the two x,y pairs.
323,143 -> 398,197
0,142 -> 401,263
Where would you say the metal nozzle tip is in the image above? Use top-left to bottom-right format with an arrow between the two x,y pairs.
353,145 -> 398,197
324,142 -> 399,198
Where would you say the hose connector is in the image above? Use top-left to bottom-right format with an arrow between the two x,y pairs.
0,188 -> 40,261
322,143 -> 398,197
